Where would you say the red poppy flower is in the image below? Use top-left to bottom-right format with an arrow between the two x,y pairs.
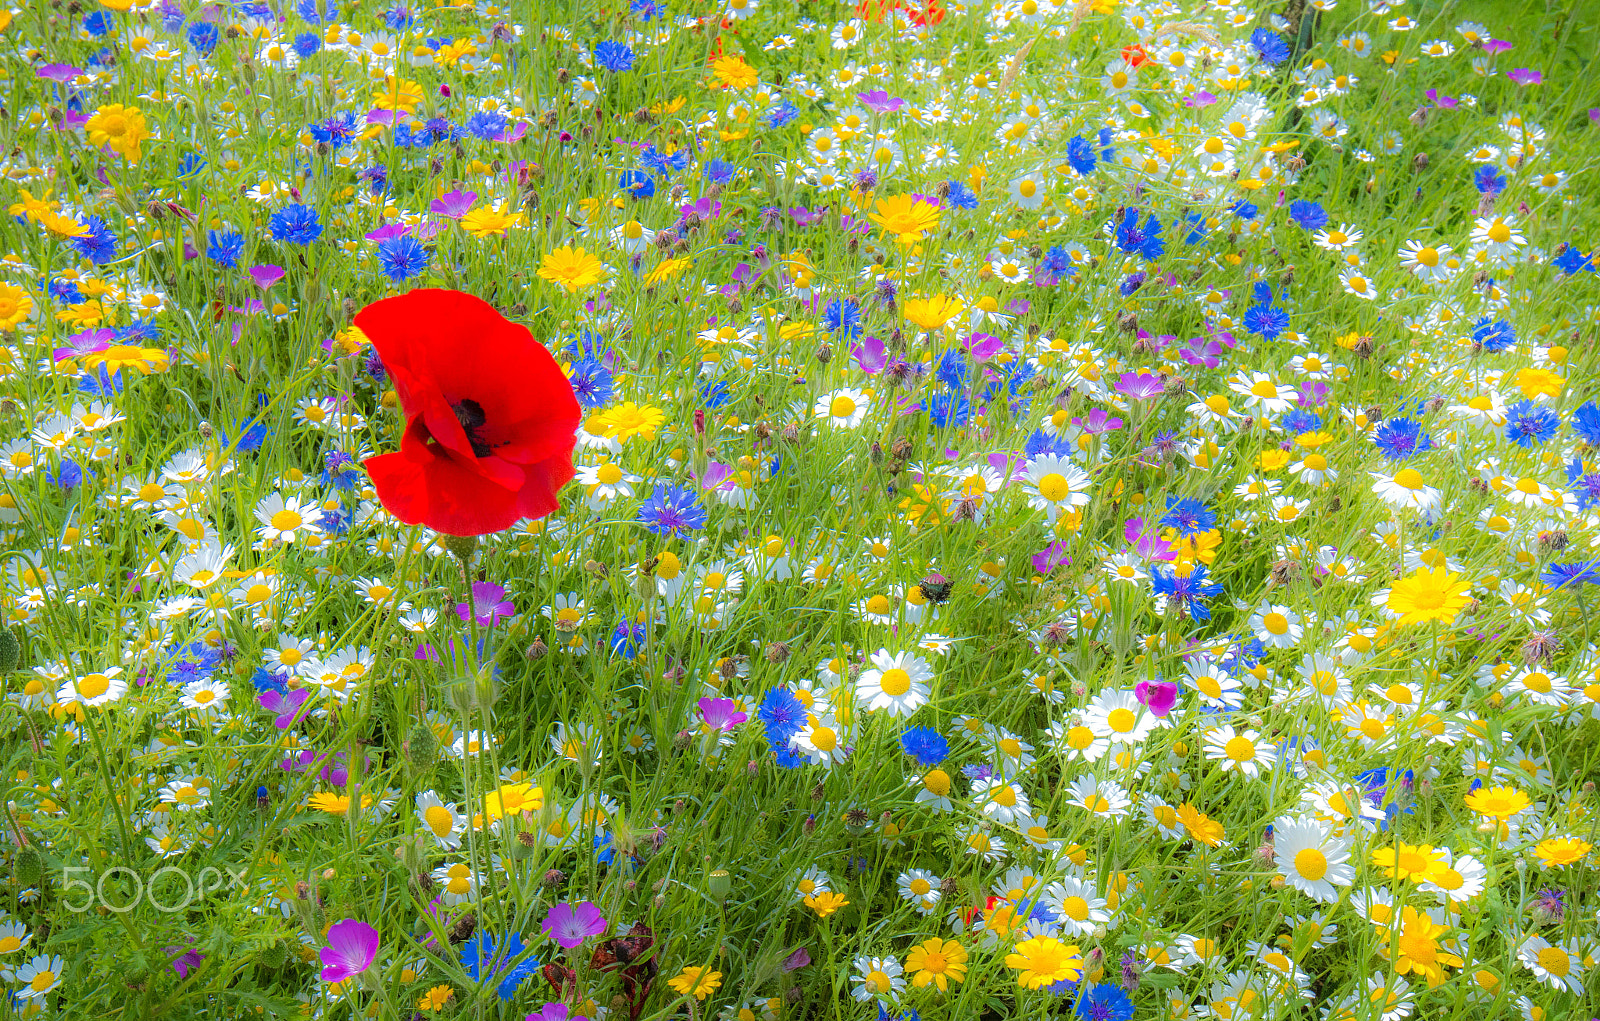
1121,43 -> 1151,68
358,289 -> 580,537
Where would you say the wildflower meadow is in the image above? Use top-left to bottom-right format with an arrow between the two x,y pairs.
2,0 -> 1600,1017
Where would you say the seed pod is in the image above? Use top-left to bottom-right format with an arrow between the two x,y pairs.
0,627 -> 20,674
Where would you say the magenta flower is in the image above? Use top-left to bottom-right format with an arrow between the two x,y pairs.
697,697 -> 747,732
1115,371 -> 1166,401
856,89 -> 906,114
165,941 -> 205,979
1507,67 -> 1542,86
365,222 -> 413,242
457,582 -> 516,627
319,919 -> 380,983
36,64 -> 85,83
1031,540 -> 1072,574
1482,38 -> 1513,55
1183,89 -> 1218,108
258,687 -> 311,729
1073,408 -> 1124,436
527,1004 -> 588,1021
851,334 -> 887,375
964,332 -> 1005,361
430,189 -> 479,219
53,328 -> 116,363
248,264 -> 286,289
541,900 -> 607,950
1135,679 -> 1180,717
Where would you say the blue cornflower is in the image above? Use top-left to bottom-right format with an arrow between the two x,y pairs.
961,763 -> 992,783
296,0 -> 339,22
220,413 -> 271,454
1251,28 -> 1290,65
620,170 -> 656,198
1232,199 -> 1258,219
77,364 -> 124,397
376,234 -> 430,283
464,111 -> 509,141
251,667 -> 290,695
1287,200 -> 1328,230
1357,767 -> 1415,829
1472,316 -> 1516,352
1066,135 -> 1098,175
1541,560 -> 1600,589
1114,209 -> 1165,261
1571,401 -> 1600,445
382,5 -> 416,30
177,152 -> 207,178
1281,408 -> 1321,434
1119,272 -> 1146,296
70,216 -> 117,264
928,391 -> 972,428
1151,564 -> 1223,620
1567,461 -> 1600,511
610,620 -> 648,657
269,204 -> 322,244
945,180 -> 979,210
322,449 -> 363,491
187,21 -> 220,55
1096,126 -> 1116,162
1161,496 -> 1215,536
460,932 -> 537,1001
1473,164 -> 1506,195
637,485 -> 707,538
1074,983 -> 1135,1020
757,687 -> 806,739
703,159 -> 738,184
1553,246 -> 1596,275
1242,302 -> 1289,341
899,726 -> 948,767
310,111 -> 361,146
640,145 -> 689,177
630,0 -> 660,19
83,10 -> 115,35
1504,400 -> 1559,447
569,358 -> 616,408
594,40 -> 635,71
291,30 -> 321,58
1372,417 -> 1433,460
822,298 -> 863,340
47,457 -> 91,491
46,277 -> 84,304
766,100 -> 800,128
1039,246 -> 1073,276
119,319 -> 162,343
206,230 -> 245,268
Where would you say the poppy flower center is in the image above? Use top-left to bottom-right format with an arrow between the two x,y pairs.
445,398 -> 494,456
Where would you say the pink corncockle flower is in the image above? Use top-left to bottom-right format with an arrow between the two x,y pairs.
1115,370 -> 1165,401
1031,540 -> 1072,574
856,89 -> 905,113
319,920 -> 379,983
541,900 -> 607,950
527,1004 -> 589,1021
37,64 -> 85,83
365,109 -> 401,126
1072,408 -> 1124,435
783,947 -> 812,971
165,941 -> 205,979
1184,89 -> 1218,108
1482,38 -> 1512,55
258,687 -> 311,729
248,264 -> 286,289
430,189 -> 478,219
1425,89 -> 1458,109
53,328 -> 116,363
964,332 -> 1005,361
457,582 -> 516,627
1135,679 -> 1180,717
1124,516 -> 1176,562
1507,67 -> 1541,86
851,334 -> 887,375
365,223 -> 413,242
698,697 -> 747,731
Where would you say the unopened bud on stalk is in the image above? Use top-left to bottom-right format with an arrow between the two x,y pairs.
707,868 -> 732,904
442,534 -> 477,563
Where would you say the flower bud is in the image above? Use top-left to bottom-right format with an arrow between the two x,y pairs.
442,534 -> 478,563
0,626 -> 20,674
707,868 -> 732,904
404,722 -> 437,769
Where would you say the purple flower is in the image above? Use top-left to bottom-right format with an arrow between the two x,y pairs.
430,189 -> 478,218
856,89 -> 905,113
851,334 -> 887,375
697,697 -> 747,732
258,687 -> 311,729
1072,408 -> 1124,435
319,919 -> 380,983
964,332 -> 1005,361
1482,39 -> 1513,55
53,328 -> 117,362
365,222 -> 413,242
1183,90 -> 1218,108
1425,88 -> 1459,110
165,943 -> 206,979
527,1004 -> 588,1021
37,63 -> 86,83
1031,540 -> 1072,574
1114,371 -> 1165,401
1135,679 -> 1179,717
1507,68 -> 1542,86
457,581 -> 516,627
248,264 -> 286,289
540,900 -> 607,950
680,196 -> 723,221
789,205 -> 826,228
783,947 -> 812,971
